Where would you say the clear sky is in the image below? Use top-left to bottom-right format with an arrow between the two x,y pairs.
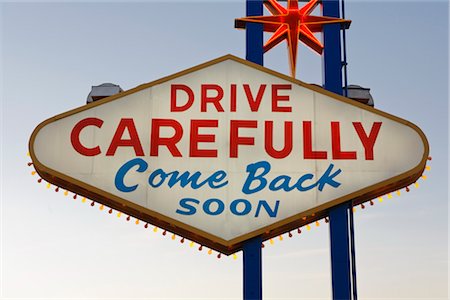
1,1 -> 448,299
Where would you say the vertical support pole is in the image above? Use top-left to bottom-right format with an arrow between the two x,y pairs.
341,0 -> 349,97
243,1 -> 263,300
243,237 -> 263,300
328,204 -> 352,299
349,202 -> 358,300
242,0 -> 264,300
322,1 -> 352,299
246,0 -> 263,65
322,0 -> 343,95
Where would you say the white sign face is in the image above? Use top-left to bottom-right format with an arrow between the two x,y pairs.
30,55 -> 428,253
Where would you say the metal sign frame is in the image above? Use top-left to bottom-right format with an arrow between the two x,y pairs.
29,54 -> 429,255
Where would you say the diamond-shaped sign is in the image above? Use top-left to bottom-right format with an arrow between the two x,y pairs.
29,55 -> 429,254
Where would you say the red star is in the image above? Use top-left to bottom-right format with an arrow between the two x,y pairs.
235,0 -> 351,77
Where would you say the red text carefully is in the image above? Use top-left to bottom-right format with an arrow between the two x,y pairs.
70,117 -> 382,160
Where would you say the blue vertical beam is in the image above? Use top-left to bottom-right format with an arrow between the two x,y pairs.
246,0 -> 263,65
243,236 -> 263,300
322,0 -> 343,95
322,1 -> 352,299
349,202 -> 358,300
328,204 -> 352,299
244,1 -> 263,300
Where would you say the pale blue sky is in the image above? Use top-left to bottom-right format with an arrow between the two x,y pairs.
1,1 -> 448,299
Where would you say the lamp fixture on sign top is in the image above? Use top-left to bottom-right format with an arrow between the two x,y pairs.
86,83 -> 123,104
235,0 -> 351,77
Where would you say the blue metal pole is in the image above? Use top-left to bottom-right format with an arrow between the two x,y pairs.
322,0 -> 344,95
243,236 -> 263,300
328,204 -> 352,299
349,201 -> 358,300
341,0 -> 349,97
322,1 -> 352,299
246,0 -> 263,65
243,1 -> 263,300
